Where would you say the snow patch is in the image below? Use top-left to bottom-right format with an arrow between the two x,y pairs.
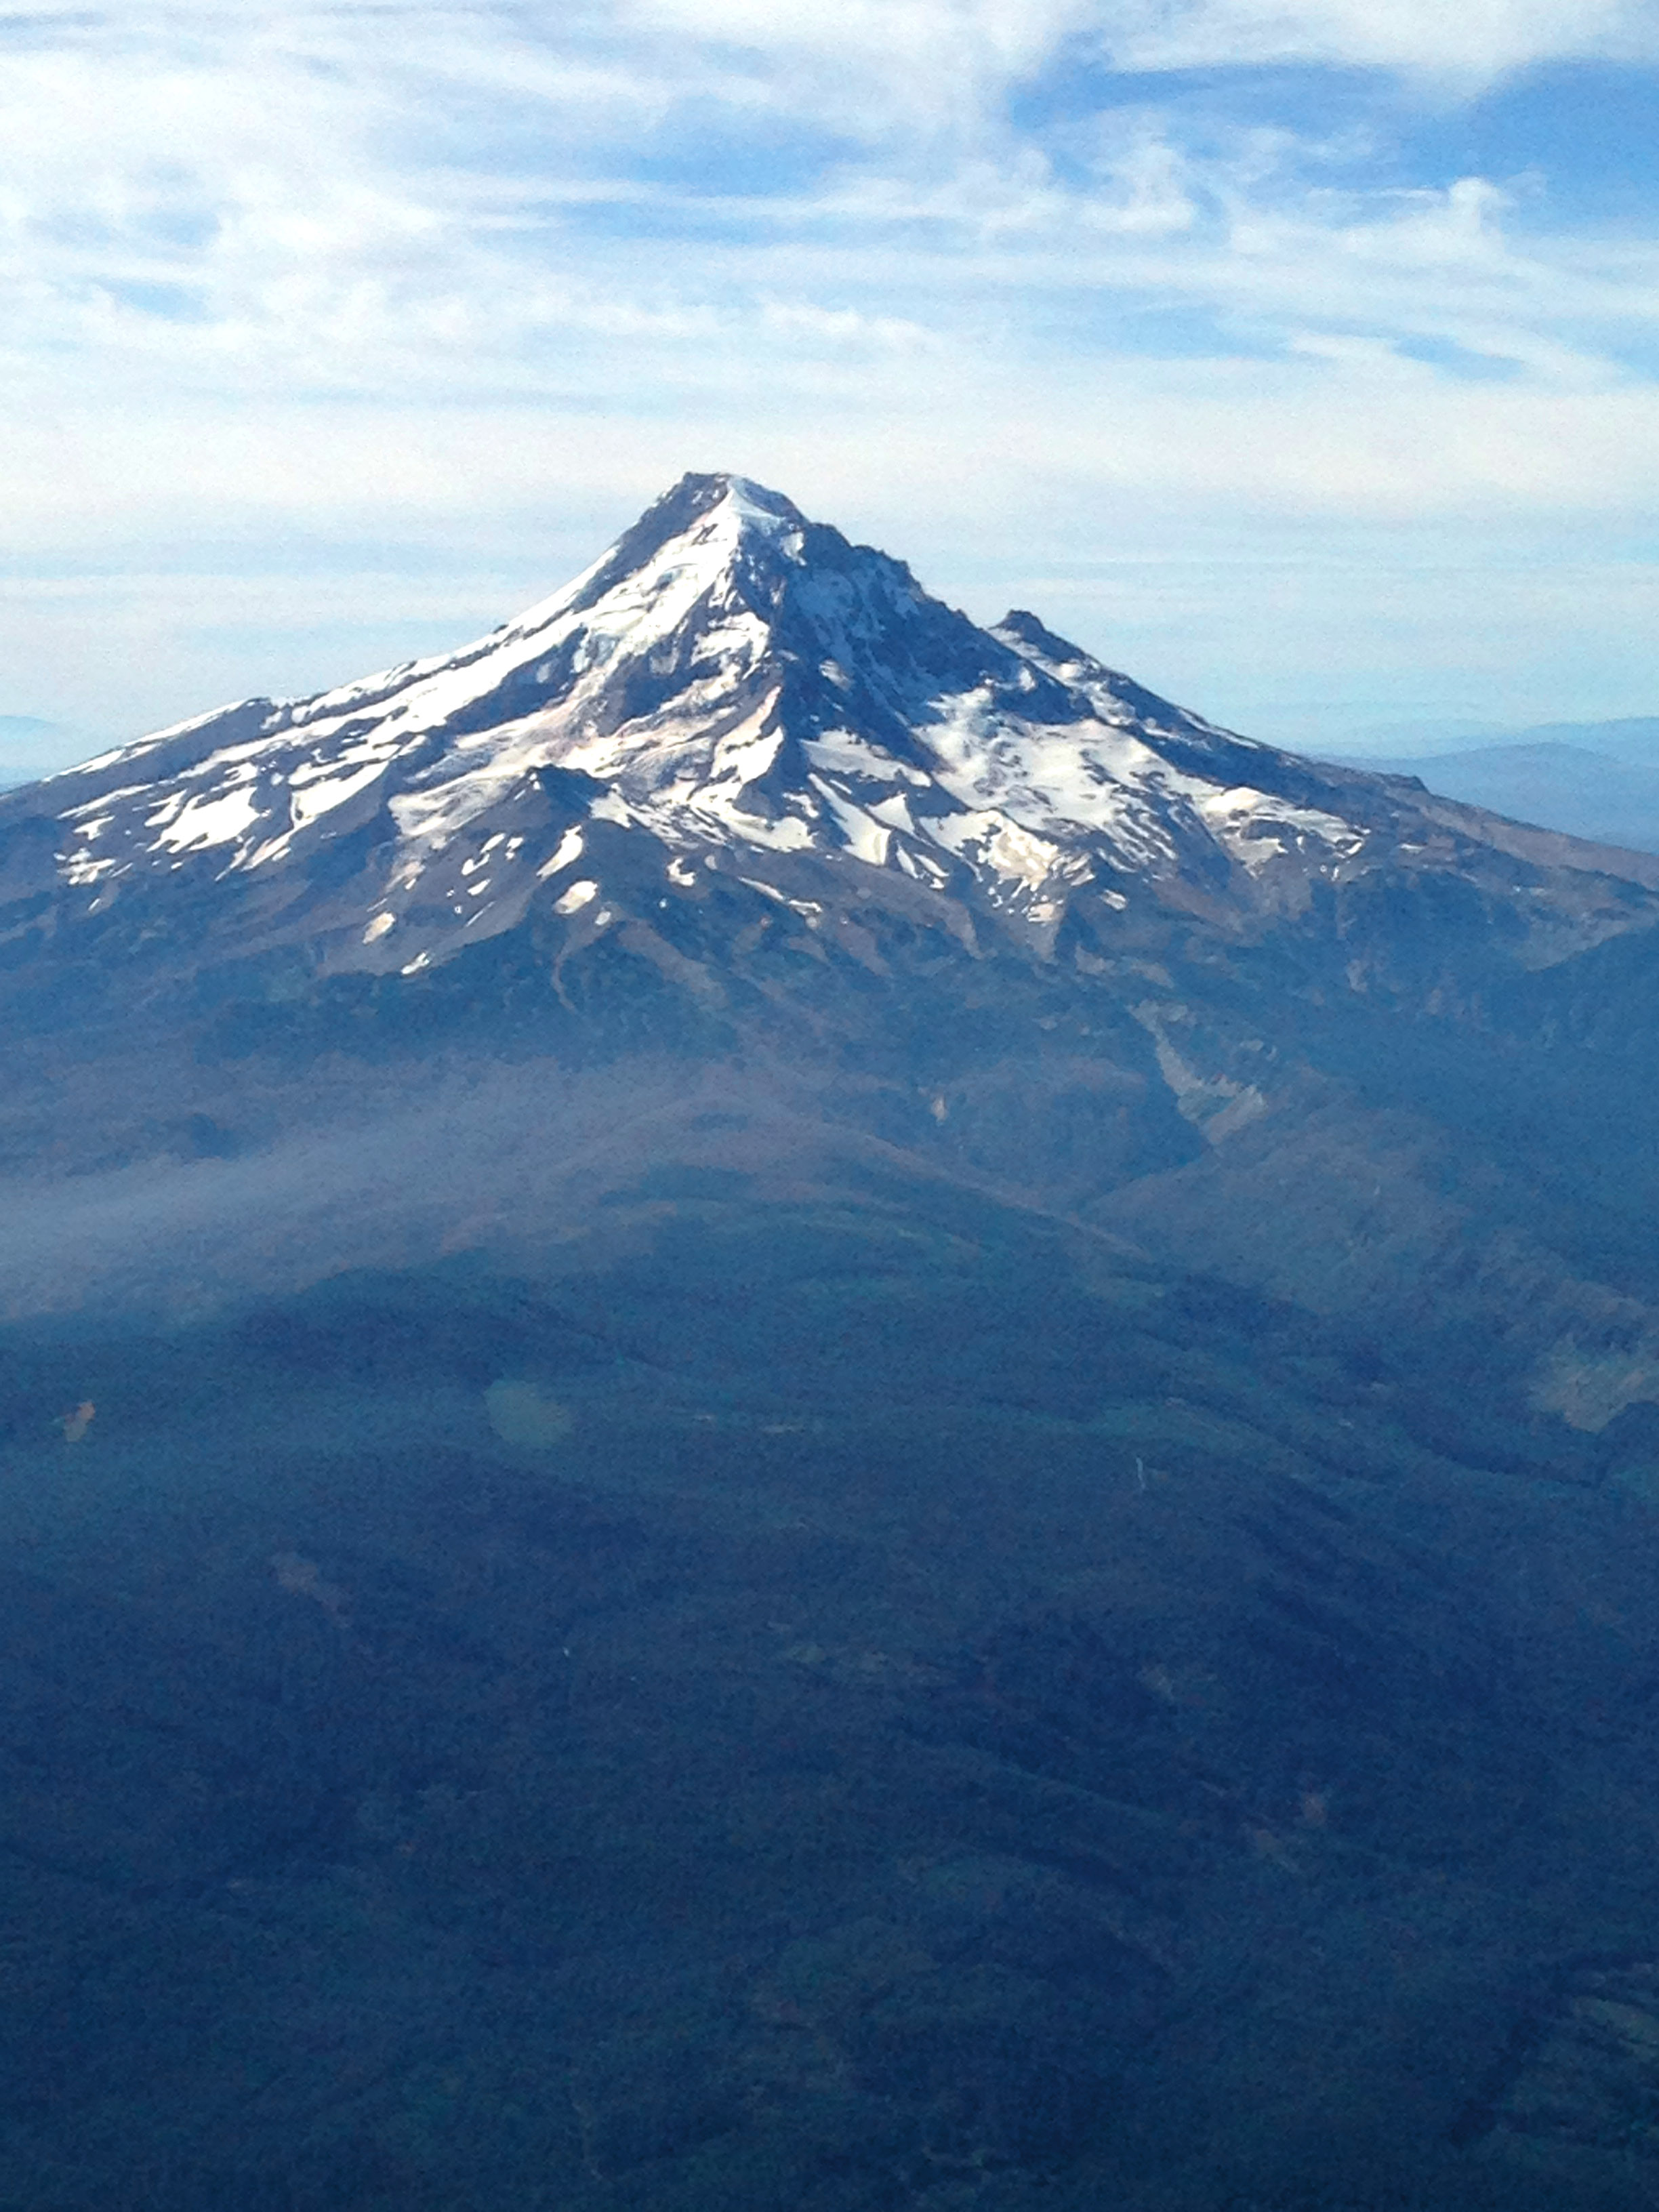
810,777 -> 890,867
537,826 -> 585,880
288,756 -> 388,832
804,730 -> 930,787
148,785 -> 264,855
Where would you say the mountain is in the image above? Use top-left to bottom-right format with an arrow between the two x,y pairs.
10,474 -> 1656,988
6,474 -> 1659,2211
1334,714 -> 1659,766
1315,736 -> 1659,853
9,471 -> 1659,1423
1501,715 -> 1659,764
0,710 -> 81,787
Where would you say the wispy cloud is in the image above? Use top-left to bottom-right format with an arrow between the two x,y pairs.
1099,0 -> 1659,77
1,2 -> 1657,757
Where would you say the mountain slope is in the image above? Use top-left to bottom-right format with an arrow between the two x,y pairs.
7,471 -> 1656,1000
6,473 -> 1659,1435
7,476 -> 1659,2209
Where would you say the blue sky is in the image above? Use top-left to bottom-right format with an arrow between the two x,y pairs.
3,1 -> 1658,773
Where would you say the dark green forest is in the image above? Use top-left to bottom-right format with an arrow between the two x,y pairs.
3,1180 -> 1658,2210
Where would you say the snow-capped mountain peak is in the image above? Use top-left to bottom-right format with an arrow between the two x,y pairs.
3,472 -> 1649,990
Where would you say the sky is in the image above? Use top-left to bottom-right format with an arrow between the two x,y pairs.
3,1 -> 1658,776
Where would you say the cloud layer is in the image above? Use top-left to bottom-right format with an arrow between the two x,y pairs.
2,3 -> 1658,756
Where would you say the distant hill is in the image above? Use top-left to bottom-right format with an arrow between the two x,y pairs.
1337,715 -> 1659,762
1317,720 -> 1659,853
0,713 -> 80,787
1517,715 -> 1659,761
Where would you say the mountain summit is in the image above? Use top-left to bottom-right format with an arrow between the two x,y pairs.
9,470 -> 1652,1000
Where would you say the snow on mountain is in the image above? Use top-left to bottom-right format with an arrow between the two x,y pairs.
5,472 -> 1655,987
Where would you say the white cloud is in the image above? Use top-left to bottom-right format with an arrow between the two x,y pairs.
1101,1 -> 1659,79
1,1 -> 1658,745
607,1 -> 1659,91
